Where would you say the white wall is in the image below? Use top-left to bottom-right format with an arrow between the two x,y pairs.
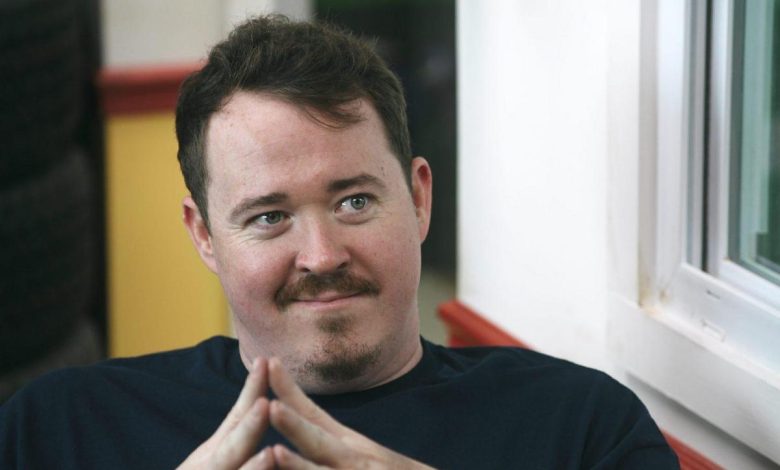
102,0 -> 312,67
457,0 -> 610,370
457,0 -> 777,468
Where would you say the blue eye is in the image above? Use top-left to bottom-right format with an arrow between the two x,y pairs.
257,211 -> 284,225
346,195 -> 368,210
340,195 -> 372,213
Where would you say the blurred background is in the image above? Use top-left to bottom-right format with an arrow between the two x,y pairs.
0,0 -> 104,401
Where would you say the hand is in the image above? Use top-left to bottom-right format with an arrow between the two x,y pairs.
264,358 -> 435,470
177,356 -> 434,469
177,357 -> 275,469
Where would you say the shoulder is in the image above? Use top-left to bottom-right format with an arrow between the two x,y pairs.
430,342 -> 647,414
425,343 -> 678,468
428,342 -> 615,390
2,335 -> 239,410
0,336 -> 240,469
94,335 -> 239,379
422,342 -> 642,422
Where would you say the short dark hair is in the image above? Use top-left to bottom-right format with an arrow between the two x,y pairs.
175,15 -> 412,229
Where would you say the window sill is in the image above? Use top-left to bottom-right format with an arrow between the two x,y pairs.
608,293 -> 780,464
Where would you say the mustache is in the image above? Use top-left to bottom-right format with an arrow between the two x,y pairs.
275,270 -> 380,308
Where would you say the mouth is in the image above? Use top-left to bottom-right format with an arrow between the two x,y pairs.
294,291 -> 363,305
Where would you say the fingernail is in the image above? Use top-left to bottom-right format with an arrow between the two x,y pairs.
257,449 -> 267,461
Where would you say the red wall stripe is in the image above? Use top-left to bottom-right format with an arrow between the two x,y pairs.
437,299 -> 723,470
437,300 -> 530,348
97,63 -> 202,115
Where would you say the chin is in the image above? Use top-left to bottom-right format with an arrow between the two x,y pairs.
291,336 -> 384,394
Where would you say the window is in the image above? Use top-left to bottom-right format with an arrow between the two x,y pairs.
718,0 -> 780,295
676,0 -> 780,373
609,0 -> 780,463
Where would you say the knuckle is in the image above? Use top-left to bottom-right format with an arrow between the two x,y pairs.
212,441 -> 242,468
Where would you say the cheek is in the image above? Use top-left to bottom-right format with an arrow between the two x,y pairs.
368,219 -> 422,296
213,242 -> 287,314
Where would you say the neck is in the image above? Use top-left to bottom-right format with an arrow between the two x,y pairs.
238,332 -> 424,395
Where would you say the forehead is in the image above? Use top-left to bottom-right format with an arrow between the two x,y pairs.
203,92 -> 402,206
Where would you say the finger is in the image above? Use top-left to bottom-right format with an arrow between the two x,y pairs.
212,398 -> 270,468
239,447 -> 275,470
215,357 -> 269,439
273,444 -> 326,470
270,400 -> 349,466
268,358 -> 344,434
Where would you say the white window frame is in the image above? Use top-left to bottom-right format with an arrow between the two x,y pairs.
608,0 -> 780,463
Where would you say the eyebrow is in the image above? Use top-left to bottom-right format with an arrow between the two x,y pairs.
228,173 -> 386,223
229,192 -> 287,223
327,173 -> 386,193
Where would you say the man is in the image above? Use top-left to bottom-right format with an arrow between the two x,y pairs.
0,15 -> 678,469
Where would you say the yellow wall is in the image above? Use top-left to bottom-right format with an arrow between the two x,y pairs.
105,112 -> 230,357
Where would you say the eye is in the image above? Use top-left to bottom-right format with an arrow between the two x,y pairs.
254,211 -> 285,225
340,194 -> 370,212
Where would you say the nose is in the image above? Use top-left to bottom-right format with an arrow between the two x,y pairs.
294,218 -> 350,274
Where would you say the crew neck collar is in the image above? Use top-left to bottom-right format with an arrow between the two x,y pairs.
228,337 -> 440,408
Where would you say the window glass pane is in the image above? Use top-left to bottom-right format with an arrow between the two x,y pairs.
730,0 -> 780,286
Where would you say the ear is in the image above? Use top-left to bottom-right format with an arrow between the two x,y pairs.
182,196 -> 218,274
410,157 -> 433,242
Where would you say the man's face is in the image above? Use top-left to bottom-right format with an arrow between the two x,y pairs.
184,91 -> 432,394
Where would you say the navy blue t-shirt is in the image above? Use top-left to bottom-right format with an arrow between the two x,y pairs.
0,336 -> 678,469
